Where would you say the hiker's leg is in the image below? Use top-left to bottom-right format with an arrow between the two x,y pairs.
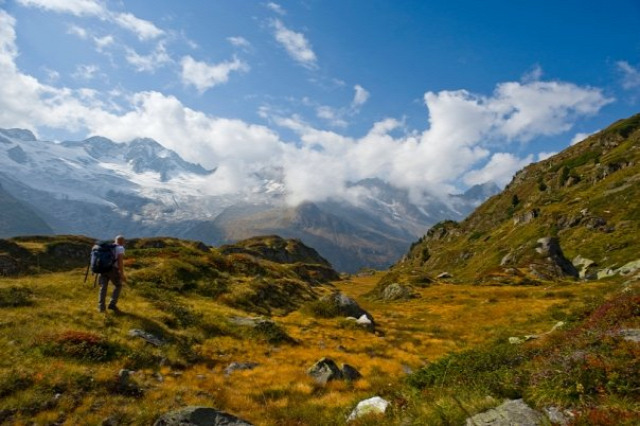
98,274 -> 109,311
108,269 -> 122,308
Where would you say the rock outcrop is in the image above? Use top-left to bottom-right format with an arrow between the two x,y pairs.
154,406 -> 253,426
465,399 -> 546,426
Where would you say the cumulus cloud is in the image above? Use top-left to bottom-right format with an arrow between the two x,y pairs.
72,64 -> 100,80
537,151 -> 556,161
571,131 -> 595,145
0,8 -> 616,205
17,0 -> 163,40
266,2 -> 286,15
67,24 -> 88,39
352,85 -> 369,108
111,12 -> 163,41
17,0 -> 105,16
316,106 -> 348,128
228,36 -> 251,49
180,55 -> 249,93
617,61 -> 640,90
463,153 -> 534,187
271,19 -> 317,69
125,43 -> 172,72
94,34 -> 114,51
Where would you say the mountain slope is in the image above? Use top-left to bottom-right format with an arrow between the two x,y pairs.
388,113 -> 640,284
0,128 -> 497,271
0,183 -> 53,238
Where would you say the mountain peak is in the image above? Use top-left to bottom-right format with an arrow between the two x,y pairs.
0,128 -> 37,142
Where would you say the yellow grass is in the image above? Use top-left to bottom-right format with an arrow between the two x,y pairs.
0,269 -> 619,425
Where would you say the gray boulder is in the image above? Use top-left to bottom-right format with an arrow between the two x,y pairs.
307,357 -> 343,384
529,237 -> 578,280
307,358 -> 362,385
380,282 -> 416,301
465,399 -> 546,426
224,362 -> 259,376
572,255 -> 598,280
321,291 -> 374,323
341,364 -> 362,381
128,329 -> 165,347
154,406 -> 253,426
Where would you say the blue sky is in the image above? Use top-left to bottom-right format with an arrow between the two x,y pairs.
1,0 -> 639,204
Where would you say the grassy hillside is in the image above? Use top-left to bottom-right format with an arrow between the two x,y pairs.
387,113 -> 640,285
1,235 -> 638,424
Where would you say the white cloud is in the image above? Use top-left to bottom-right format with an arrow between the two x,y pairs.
67,24 -> 88,39
617,61 -> 640,90
93,34 -> 114,51
228,36 -> 251,49
570,131 -> 595,145
463,153 -> 534,187
537,151 -> 556,161
112,12 -> 163,41
522,64 -> 543,82
17,0 -> 106,16
316,106 -> 348,128
180,55 -> 249,93
72,64 -> 100,80
352,85 -> 369,108
271,19 -> 317,69
125,43 -> 172,72
0,8 -> 616,205
266,2 -> 286,15
17,0 -> 163,41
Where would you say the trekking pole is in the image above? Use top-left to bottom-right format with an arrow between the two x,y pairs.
84,263 -> 90,284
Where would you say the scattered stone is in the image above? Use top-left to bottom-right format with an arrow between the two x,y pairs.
153,406 -> 253,426
224,362 -> 259,376
320,292 -> 374,323
307,357 -> 343,384
347,396 -> 390,421
380,282 -> 416,301
617,259 -> 640,276
341,364 -> 362,381
500,252 -> 514,266
307,358 -> 362,385
544,406 -> 574,425
530,237 -> 578,280
437,272 -> 452,279
572,255 -> 598,280
128,329 -> 164,347
118,369 -> 133,387
513,209 -> 539,226
465,399 -> 546,425
619,328 -> 640,343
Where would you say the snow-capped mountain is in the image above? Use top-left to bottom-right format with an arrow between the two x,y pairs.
0,128 -> 498,271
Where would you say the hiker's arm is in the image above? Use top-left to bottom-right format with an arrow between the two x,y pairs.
118,254 -> 126,283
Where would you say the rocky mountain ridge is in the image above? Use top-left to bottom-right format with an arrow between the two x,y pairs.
0,128 -> 497,271
385,113 -> 640,285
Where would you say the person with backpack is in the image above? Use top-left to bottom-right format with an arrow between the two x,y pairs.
96,235 -> 127,313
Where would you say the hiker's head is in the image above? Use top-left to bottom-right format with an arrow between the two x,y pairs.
115,235 -> 125,245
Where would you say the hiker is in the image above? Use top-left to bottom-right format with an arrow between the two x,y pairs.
98,235 -> 127,312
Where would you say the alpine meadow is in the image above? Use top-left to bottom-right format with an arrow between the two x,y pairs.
1,1 -> 640,425
1,115 -> 639,425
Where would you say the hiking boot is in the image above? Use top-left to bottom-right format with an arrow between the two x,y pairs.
108,305 -> 122,314
98,305 -> 106,313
